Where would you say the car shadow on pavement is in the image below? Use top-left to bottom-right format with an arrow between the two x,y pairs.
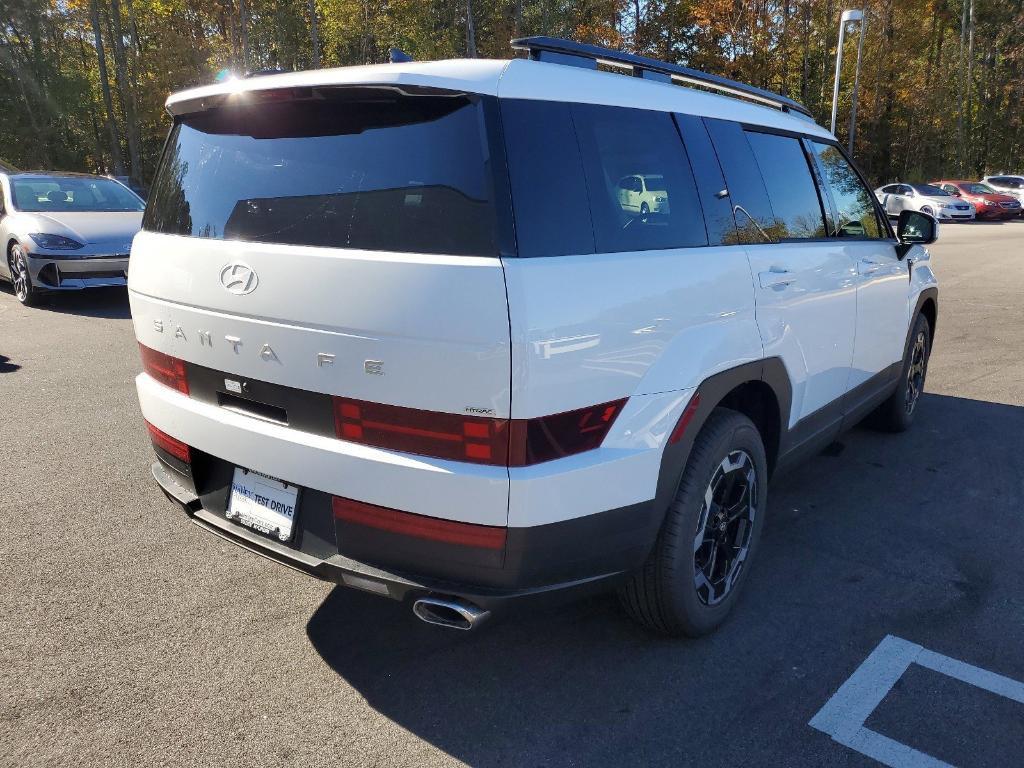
306,392 -> 1024,767
35,287 -> 131,319
0,354 -> 20,373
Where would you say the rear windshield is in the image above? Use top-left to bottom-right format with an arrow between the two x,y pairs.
144,87 -> 497,256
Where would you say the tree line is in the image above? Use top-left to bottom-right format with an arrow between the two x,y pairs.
1,0 -> 1021,188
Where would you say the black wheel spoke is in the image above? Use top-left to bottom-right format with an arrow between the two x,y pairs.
692,450 -> 757,607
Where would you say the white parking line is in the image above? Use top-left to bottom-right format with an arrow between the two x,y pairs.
809,634 -> 1024,768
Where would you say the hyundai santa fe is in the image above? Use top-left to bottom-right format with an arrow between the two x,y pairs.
133,37 -> 939,635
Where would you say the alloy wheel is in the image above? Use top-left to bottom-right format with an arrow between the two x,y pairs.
905,330 -> 928,415
693,449 -> 757,606
10,246 -> 29,302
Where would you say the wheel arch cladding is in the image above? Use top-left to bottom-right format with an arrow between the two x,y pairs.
652,358 -> 791,535
917,290 -> 938,340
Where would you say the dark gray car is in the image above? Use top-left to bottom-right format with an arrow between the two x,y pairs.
0,172 -> 144,305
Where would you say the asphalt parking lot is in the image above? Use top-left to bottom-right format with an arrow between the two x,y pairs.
2,222 -> 1023,768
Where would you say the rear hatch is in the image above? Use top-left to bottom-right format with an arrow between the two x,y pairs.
129,85 -> 512,420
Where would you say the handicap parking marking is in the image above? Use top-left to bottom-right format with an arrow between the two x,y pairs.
809,635 -> 1024,768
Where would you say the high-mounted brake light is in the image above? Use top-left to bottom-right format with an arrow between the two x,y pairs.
332,396 -> 627,467
145,420 -> 191,463
139,344 -> 189,395
332,496 -> 507,550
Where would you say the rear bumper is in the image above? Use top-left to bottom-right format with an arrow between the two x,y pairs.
151,459 -> 648,610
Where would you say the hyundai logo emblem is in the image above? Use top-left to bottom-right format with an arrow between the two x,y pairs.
220,262 -> 259,295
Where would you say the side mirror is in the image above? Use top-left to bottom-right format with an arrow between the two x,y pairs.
896,209 -> 938,259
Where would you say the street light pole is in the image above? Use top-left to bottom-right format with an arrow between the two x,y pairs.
848,11 -> 867,154
831,9 -> 865,142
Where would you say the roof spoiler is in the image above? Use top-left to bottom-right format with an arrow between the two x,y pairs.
511,36 -> 813,119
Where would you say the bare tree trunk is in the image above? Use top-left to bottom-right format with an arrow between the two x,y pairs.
108,0 -> 142,181
964,0 -> 975,173
466,0 -> 477,58
89,0 -> 125,176
956,0 -> 968,173
239,0 -> 249,72
309,0 -> 320,67
800,0 -> 810,103
514,0 -> 523,37
780,0 -> 790,95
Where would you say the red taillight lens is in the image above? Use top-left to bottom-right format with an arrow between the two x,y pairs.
668,394 -> 701,445
145,420 -> 191,463
333,396 -> 626,467
332,496 -> 507,550
333,397 -> 510,465
139,344 -> 189,395
508,399 -> 627,466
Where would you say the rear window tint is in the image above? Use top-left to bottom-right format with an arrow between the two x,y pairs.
500,99 -> 594,257
703,118 -> 775,244
674,114 -> 738,246
572,103 -> 707,252
144,88 -> 497,256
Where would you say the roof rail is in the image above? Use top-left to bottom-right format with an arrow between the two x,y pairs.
510,36 -> 813,119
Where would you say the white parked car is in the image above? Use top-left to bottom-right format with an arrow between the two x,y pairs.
982,175 -> 1024,202
616,173 -> 670,216
875,183 -> 975,221
132,37 -> 939,636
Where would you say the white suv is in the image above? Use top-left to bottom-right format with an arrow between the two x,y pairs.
983,175 -> 1024,201
132,37 -> 939,636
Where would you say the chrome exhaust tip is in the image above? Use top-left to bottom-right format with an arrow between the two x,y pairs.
413,596 -> 491,630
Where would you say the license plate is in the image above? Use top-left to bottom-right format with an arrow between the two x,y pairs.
226,468 -> 298,542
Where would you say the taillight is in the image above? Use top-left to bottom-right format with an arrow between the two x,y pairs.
332,496 -> 507,549
139,344 -> 189,395
145,420 -> 191,463
332,396 -> 626,467
507,399 -> 627,466
333,397 -> 510,465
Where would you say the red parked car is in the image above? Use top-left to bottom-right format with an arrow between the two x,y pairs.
930,179 -> 1022,220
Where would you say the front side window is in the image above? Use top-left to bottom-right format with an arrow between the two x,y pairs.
913,184 -> 950,196
744,131 -> 827,239
11,175 -> 144,213
145,87 -> 497,256
572,103 -> 707,252
808,142 -> 883,238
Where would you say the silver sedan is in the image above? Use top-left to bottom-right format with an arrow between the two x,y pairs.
0,172 -> 144,306
874,183 -> 975,222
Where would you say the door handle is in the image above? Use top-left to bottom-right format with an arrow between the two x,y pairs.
858,259 -> 883,275
758,268 -> 795,288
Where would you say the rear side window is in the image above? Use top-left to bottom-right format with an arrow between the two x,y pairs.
572,104 -> 707,252
144,88 -> 497,256
744,131 -> 827,239
501,99 -> 594,257
808,142 -> 883,238
703,118 -> 775,244
673,114 -> 738,246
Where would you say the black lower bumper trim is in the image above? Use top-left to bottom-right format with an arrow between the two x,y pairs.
151,461 -> 631,611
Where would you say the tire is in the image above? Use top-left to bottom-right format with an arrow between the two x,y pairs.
8,243 -> 40,307
640,201 -> 650,217
920,205 -> 934,216
870,312 -> 931,432
619,408 -> 768,637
